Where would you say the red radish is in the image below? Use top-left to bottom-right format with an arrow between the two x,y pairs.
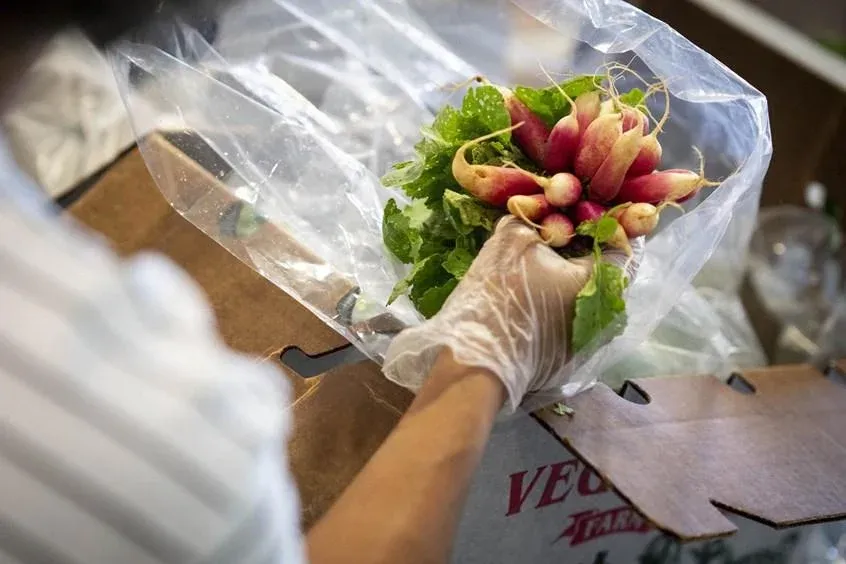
574,91 -> 601,135
540,213 -> 575,247
617,170 -> 694,204
626,83 -> 669,177
544,173 -> 582,207
616,149 -> 718,204
616,169 -> 720,203
627,134 -> 662,178
599,99 -> 647,132
538,68 -> 582,173
507,194 -> 553,223
588,124 -> 645,202
622,107 -> 649,133
543,113 -> 580,173
500,87 -> 551,166
571,200 -> 607,224
452,125 -> 547,207
574,113 -> 623,180
612,202 -> 660,237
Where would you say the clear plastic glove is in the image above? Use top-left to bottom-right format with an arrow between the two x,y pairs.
383,216 -> 639,412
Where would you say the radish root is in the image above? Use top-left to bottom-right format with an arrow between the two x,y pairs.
512,206 -> 544,231
658,201 -> 686,214
692,146 -> 722,188
442,75 -> 485,93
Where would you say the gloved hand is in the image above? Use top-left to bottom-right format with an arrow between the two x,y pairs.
383,216 -> 640,412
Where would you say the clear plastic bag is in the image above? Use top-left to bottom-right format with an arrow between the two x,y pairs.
111,0 -> 771,404
600,284 -> 767,391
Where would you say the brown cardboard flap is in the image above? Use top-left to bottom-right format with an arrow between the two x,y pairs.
69,141 -> 347,359
537,365 -> 846,540
272,356 -> 413,529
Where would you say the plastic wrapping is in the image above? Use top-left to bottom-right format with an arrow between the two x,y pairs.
111,0 -> 771,404
600,284 -> 767,391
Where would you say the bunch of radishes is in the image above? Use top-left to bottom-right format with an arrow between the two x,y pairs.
451,73 -> 716,255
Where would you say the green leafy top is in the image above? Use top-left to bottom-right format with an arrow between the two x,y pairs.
382,199 -> 415,264
443,190 -> 502,233
380,83 -> 527,317
383,188 -> 502,315
514,75 -> 603,128
618,87 -> 646,108
382,85 -> 518,204
381,76 -> 628,323
571,216 -> 628,353
576,215 -> 619,242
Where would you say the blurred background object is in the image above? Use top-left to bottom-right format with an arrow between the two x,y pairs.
1,30 -> 133,197
745,205 -> 843,364
744,0 -> 846,58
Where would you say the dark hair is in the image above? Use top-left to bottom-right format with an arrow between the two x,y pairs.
5,0 -> 219,46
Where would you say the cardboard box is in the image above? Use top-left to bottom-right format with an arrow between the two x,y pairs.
69,138 -> 846,563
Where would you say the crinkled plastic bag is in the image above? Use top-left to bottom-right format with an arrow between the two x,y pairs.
600,284 -> 767,392
111,0 -> 771,405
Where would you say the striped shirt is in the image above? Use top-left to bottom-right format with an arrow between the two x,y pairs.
0,140 -> 305,564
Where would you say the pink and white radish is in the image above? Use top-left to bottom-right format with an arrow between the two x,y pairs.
574,91 -> 602,135
543,172 -> 582,207
588,119 -> 645,202
544,113 -> 580,173
610,203 -> 660,237
601,100 -> 648,134
500,88 -> 551,166
626,83 -> 670,177
606,223 -> 633,257
573,113 -> 623,180
622,107 -> 649,133
540,213 -> 575,247
571,200 -> 607,224
452,125 -> 547,207
539,68 -> 583,174
616,149 -> 718,204
627,134 -> 662,178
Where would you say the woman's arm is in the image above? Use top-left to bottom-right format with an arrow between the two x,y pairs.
308,216 -> 631,564
306,350 -> 504,564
